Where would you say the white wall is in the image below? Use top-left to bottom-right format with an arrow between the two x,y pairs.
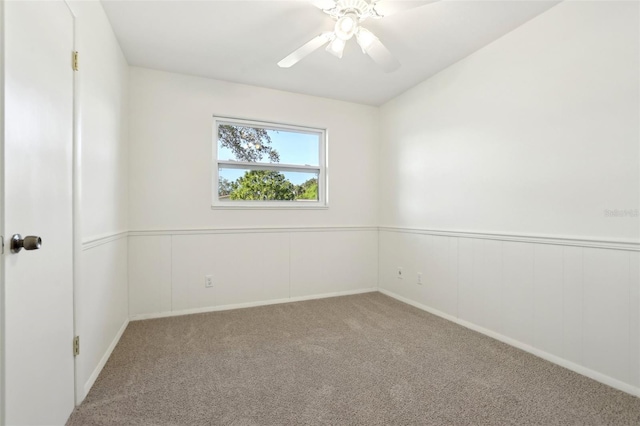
127,68 -> 380,317
379,1 -> 639,242
69,0 -> 130,404
79,8 -> 129,239
129,67 -> 379,230
378,1 -> 640,395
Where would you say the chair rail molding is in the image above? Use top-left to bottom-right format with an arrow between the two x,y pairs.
82,230 -> 129,251
128,225 -> 378,237
379,226 -> 640,251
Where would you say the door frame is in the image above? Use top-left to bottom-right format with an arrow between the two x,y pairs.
65,0 -> 81,408
67,0 -> 84,406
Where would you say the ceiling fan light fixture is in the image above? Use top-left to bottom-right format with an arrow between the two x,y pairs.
326,37 -> 346,58
335,13 -> 358,40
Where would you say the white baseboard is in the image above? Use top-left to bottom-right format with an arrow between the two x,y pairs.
82,318 -> 130,399
130,288 -> 378,321
378,288 -> 640,398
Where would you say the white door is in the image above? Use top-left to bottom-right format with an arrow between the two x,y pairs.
3,0 -> 76,424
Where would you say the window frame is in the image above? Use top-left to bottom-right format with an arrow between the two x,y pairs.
212,116 -> 328,209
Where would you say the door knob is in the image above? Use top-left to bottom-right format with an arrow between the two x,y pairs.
10,234 -> 42,253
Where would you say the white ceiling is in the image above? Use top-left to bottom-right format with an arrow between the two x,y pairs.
101,0 -> 560,106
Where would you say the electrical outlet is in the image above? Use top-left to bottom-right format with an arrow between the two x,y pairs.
397,267 -> 403,279
417,273 -> 423,285
205,275 -> 213,288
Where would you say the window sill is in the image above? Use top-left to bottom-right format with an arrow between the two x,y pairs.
211,203 -> 329,210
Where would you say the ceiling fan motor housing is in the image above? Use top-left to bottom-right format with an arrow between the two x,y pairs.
326,0 -> 376,21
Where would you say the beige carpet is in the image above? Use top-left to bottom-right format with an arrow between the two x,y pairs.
67,293 -> 640,425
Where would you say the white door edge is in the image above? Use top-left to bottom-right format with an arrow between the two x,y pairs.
71,8 -> 84,406
0,0 -> 6,423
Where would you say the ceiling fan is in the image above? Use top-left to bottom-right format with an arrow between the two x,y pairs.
278,0 -> 421,73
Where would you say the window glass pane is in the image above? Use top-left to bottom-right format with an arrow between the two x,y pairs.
218,167 -> 319,201
217,124 -> 319,166
266,130 -> 319,166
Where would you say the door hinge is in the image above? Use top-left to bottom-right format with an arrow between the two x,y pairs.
72,51 -> 79,71
73,336 -> 80,356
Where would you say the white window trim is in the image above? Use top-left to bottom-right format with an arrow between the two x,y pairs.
212,116 -> 328,209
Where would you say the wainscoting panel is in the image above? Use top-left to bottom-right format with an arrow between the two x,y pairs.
422,235 -> 458,317
459,238 -> 503,334
532,244 -> 563,357
289,231 -> 378,298
78,235 -> 129,402
562,246 -> 584,366
456,237 -> 473,322
379,228 -> 640,394
128,228 -> 379,319
502,241 -> 534,345
378,231 -> 422,303
630,251 -> 640,387
128,235 -> 172,317
582,248 -> 632,384
171,233 -> 291,311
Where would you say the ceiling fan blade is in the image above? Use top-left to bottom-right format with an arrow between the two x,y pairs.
359,31 -> 400,73
372,0 -> 437,18
311,0 -> 337,10
367,40 -> 400,72
278,32 -> 333,68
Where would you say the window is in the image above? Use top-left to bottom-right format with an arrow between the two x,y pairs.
212,117 -> 327,208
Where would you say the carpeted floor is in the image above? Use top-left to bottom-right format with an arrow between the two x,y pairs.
67,292 -> 640,425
